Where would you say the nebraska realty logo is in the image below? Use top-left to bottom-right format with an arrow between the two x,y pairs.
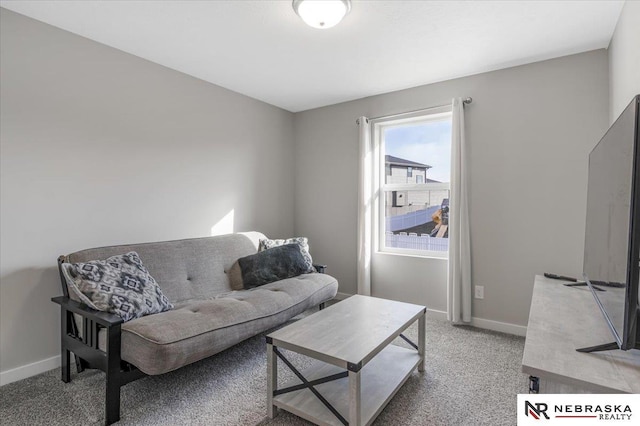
517,395 -> 637,425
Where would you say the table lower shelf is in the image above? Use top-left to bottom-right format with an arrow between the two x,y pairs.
273,344 -> 421,426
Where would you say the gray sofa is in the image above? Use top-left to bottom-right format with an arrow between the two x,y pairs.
52,232 -> 338,425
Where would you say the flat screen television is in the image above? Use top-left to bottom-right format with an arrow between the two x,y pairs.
582,94 -> 640,352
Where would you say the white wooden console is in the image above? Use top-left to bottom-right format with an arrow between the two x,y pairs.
522,275 -> 640,393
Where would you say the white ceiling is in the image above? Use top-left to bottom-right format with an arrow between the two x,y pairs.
0,0 -> 625,112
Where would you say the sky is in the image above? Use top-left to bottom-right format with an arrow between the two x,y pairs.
384,119 -> 452,183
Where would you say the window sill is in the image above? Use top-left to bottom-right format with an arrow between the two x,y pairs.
375,249 -> 448,261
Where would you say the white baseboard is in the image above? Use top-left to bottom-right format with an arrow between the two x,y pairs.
426,308 -> 448,320
334,295 -> 527,336
429,308 -> 526,336
470,317 -> 527,336
0,355 -> 60,387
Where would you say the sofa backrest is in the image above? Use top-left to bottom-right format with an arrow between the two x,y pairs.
64,232 -> 264,304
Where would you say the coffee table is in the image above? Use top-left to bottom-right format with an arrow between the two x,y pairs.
266,295 -> 426,426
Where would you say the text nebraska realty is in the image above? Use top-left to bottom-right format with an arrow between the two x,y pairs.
526,402 -> 633,420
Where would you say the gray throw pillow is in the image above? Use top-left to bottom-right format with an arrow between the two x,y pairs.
258,237 -> 314,273
236,243 -> 310,289
227,260 -> 244,291
61,251 -> 173,322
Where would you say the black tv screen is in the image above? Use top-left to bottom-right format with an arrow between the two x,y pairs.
583,95 -> 640,351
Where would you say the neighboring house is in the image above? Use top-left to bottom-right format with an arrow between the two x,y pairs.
385,155 -> 430,185
384,155 -> 448,215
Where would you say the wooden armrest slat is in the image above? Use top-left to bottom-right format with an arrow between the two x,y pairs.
51,296 -> 123,327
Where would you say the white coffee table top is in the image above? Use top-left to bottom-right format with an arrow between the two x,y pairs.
268,295 -> 426,369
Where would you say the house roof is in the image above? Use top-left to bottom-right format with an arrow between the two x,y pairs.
385,155 -> 431,169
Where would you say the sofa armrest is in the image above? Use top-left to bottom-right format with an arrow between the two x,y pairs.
52,295 -> 137,424
313,264 -> 328,274
51,296 -> 123,327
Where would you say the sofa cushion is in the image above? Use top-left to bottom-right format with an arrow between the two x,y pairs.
62,252 -> 173,321
259,237 -> 314,273
110,272 -> 338,375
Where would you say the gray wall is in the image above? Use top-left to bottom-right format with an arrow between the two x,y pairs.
0,9 -> 295,374
608,0 -> 640,123
1,6 -> 616,379
294,51 -> 609,325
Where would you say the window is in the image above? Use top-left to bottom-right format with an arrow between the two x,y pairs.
372,108 -> 452,258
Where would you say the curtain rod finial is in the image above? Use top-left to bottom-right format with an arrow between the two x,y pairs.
463,97 -> 472,105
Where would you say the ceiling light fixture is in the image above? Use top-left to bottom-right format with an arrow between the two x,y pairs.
292,0 -> 351,29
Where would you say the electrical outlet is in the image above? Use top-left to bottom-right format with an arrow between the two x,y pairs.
475,285 -> 484,299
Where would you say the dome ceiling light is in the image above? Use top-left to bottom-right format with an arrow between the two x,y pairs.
292,0 -> 352,29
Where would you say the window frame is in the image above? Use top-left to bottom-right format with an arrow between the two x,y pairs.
371,107 -> 452,259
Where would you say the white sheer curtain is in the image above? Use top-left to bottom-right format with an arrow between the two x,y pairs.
448,98 -> 472,323
357,116 -> 372,296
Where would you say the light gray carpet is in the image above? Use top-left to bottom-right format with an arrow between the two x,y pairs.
0,306 -> 527,425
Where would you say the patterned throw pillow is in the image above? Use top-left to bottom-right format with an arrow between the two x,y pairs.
61,251 -> 173,322
258,237 -> 314,273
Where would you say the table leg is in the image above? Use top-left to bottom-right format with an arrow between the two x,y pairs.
349,369 -> 361,426
267,343 -> 278,418
418,312 -> 425,372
